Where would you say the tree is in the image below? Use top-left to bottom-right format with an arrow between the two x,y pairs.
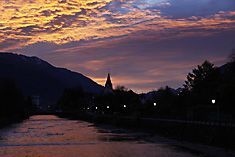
115,85 -> 128,91
183,60 -> 220,106
57,86 -> 86,112
219,50 -> 235,110
0,78 -> 25,116
184,60 -> 219,92
25,96 -> 37,112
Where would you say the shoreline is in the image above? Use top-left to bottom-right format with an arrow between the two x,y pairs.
0,114 -> 29,129
94,123 -> 235,157
58,113 -> 235,152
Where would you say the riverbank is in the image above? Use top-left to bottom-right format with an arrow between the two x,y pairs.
94,123 -> 235,157
58,113 -> 235,151
0,114 -> 29,129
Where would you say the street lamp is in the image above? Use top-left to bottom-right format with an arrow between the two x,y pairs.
212,99 -> 220,121
107,106 -> 109,109
95,107 -> 98,110
124,104 -> 126,108
153,102 -> 157,106
212,99 -> 215,104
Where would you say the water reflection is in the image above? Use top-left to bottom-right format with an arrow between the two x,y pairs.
0,115 -> 202,156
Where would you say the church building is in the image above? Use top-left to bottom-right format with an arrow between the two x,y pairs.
104,72 -> 113,94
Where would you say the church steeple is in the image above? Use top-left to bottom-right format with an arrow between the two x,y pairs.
105,72 -> 113,94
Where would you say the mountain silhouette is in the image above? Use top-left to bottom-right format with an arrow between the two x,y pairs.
0,52 -> 104,105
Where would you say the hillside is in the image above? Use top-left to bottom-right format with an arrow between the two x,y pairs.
0,52 -> 104,105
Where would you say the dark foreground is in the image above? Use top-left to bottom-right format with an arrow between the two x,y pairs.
1,115 -> 234,157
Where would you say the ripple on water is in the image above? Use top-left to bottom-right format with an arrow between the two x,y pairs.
47,133 -> 64,136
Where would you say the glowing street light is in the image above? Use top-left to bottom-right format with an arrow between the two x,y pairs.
212,99 -> 215,104
124,105 -> 126,108
153,102 -> 157,106
95,107 -> 98,110
107,106 -> 109,109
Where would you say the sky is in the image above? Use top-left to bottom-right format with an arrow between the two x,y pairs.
0,0 -> 235,93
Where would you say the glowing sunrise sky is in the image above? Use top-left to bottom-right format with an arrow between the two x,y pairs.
1,0 -> 235,93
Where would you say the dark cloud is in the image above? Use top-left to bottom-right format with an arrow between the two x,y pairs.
101,0 -> 130,13
40,10 -> 51,17
3,5 -> 18,9
43,13 -> 87,33
102,14 -> 128,24
0,38 -> 30,50
0,40 -> 18,50
87,2 -> 100,6
67,7 -> 75,10
59,0 -> 67,4
157,0 -> 235,19
1,27 -> 12,31
51,9 -> 61,14
10,16 -> 22,20
18,26 -> 35,35
15,25 -> 51,36
75,8 -> 88,16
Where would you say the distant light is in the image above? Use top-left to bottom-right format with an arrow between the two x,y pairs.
96,107 -> 98,109
212,99 -> 215,104
124,105 -> 126,108
153,103 -> 157,106
87,107 -> 89,110
107,106 -> 109,109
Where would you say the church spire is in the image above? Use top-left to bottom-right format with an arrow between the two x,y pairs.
105,72 -> 113,94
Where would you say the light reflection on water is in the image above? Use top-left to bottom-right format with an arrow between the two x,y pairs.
0,115 -> 198,157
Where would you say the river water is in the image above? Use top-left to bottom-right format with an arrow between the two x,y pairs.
0,115 -> 211,156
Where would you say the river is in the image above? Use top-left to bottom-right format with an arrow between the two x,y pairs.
0,115 -> 232,157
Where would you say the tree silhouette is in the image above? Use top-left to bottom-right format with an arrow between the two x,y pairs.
57,86 -> 86,112
115,85 -> 128,91
220,52 -> 235,110
183,60 -> 220,107
0,78 -> 25,117
25,96 -> 37,112
184,60 -> 219,92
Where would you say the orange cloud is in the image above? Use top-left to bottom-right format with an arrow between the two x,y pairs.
1,0 -> 235,51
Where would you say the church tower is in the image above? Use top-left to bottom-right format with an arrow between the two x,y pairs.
104,72 -> 113,94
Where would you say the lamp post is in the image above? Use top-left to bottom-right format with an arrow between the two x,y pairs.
212,99 -> 220,121
153,102 -> 157,106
